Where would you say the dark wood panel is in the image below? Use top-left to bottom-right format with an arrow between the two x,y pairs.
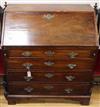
7,68 -> 92,73
7,71 -> 92,82
8,82 -> 91,95
6,47 -> 96,60
6,58 -> 94,70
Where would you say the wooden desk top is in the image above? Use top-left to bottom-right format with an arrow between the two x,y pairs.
5,4 -> 94,12
1,4 -> 99,47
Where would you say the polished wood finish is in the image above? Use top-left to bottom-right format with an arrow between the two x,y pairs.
5,4 -> 94,12
8,82 -> 91,95
1,4 -> 99,105
7,68 -> 92,73
1,85 -> 100,106
7,72 -> 92,82
7,58 -> 94,69
6,47 -> 97,59
2,6 -> 98,46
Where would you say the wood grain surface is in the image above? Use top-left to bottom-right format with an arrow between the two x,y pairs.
1,4 -> 98,46
0,85 -> 100,106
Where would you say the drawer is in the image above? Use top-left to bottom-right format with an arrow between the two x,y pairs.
7,58 -> 94,70
6,47 -> 96,60
8,82 -> 91,95
7,71 -> 92,82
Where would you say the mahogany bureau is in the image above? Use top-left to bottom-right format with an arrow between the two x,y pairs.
1,4 -> 99,105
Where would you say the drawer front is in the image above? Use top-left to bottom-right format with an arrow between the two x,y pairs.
8,82 -> 91,95
7,58 -> 94,70
7,72 -> 92,82
6,47 -> 96,60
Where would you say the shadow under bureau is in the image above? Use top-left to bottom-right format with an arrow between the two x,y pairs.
1,4 -> 99,105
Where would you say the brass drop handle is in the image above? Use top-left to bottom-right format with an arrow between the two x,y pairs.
65,75 -> 75,81
22,51 -> 32,57
64,88 -> 73,94
44,61 -> 55,66
44,50 -> 55,56
23,63 -> 33,69
44,85 -> 54,90
43,13 -> 55,21
23,63 -> 33,81
24,76 -> 33,82
67,64 -> 77,69
68,52 -> 78,59
24,71 -> 33,82
24,87 -> 34,93
44,73 -> 54,78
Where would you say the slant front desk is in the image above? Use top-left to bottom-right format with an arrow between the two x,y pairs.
1,4 -> 99,105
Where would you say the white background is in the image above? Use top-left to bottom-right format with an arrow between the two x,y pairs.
0,0 -> 100,8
